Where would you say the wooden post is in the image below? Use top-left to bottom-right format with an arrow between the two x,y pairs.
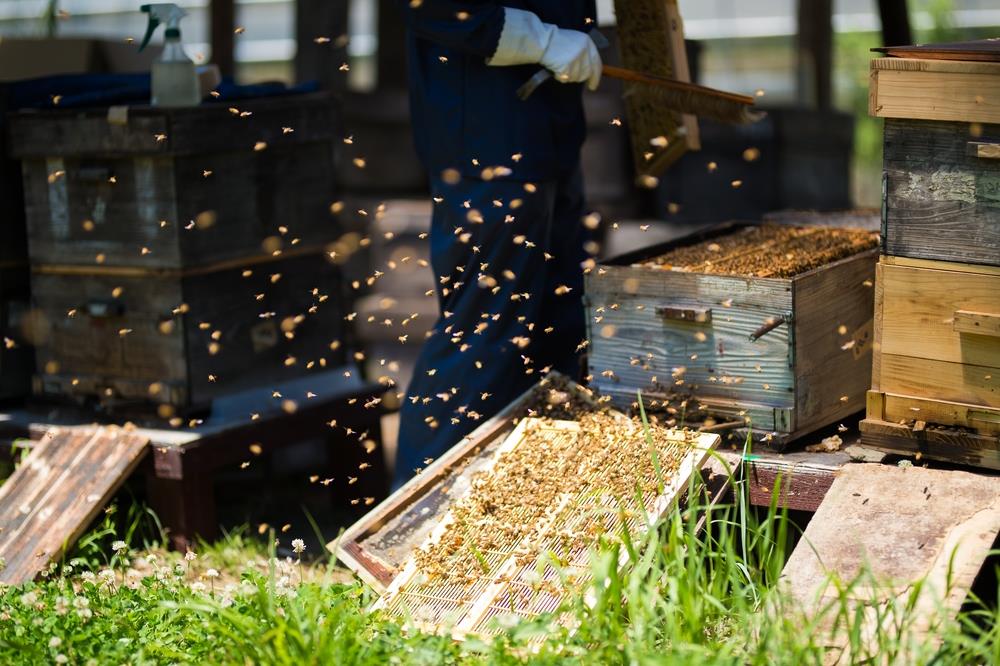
210,0 -> 235,78
878,0 -> 912,47
295,0 -> 350,91
796,0 -> 833,110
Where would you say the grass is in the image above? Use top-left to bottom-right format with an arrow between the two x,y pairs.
0,408 -> 998,665
0,473 -> 995,665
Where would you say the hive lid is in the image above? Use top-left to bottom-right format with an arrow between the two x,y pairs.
873,39 -> 1000,63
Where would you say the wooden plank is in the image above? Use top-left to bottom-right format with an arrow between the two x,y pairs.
740,449 -> 852,512
780,464 -> 1000,656
210,0 -> 235,78
879,354 -> 998,408
882,118 -> 1000,266
870,61 -> 1000,124
0,426 -> 148,585
954,310 -> 1000,337
877,392 -> 1000,435
877,261 -> 1000,369
792,249 -> 877,433
882,254 -> 1000,276
861,417 -> 1000,469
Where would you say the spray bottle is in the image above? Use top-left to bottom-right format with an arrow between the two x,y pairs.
140,4 -> 201,107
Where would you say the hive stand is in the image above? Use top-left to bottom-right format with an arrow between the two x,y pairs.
0,366 -> 388,551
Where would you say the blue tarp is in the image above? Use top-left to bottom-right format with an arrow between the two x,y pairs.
7,73 -> 319,110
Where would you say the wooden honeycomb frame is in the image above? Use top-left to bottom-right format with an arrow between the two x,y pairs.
372,417 -> 719,639
614,0 -> 700,179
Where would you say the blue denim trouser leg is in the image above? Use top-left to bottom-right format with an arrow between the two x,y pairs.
391,166 -> 588,490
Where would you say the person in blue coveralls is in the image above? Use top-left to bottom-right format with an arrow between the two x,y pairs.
392,1 -> 601,489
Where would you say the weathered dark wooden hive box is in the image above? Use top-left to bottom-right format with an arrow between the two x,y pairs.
8,94 -> 342,268
586,223 -> 879,446
30,252 -> 347,410
863,54 -> 1000,467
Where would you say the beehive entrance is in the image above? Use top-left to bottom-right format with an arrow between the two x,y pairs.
375,414 -> 718,638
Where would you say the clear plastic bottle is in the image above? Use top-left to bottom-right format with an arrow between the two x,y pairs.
151,27 -> 201,107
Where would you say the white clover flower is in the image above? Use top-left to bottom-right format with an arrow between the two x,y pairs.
18,591 -> 37,607
145,553 -> 158,563
184,550 -> 197,561
111,540 -> 128,552
205,568 -> 219,579
55,654 -> 68,664
48,636 -> 61,648
73,597 -> 89,610
190,581 -> 207,593
54,597 -> 69,616
291,539 -> 306,554
80,571 -> 97,584
98,569 -> 115,583
76,608 -> 93,620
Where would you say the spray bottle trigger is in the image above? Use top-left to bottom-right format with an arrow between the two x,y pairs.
139,5 -> 160,52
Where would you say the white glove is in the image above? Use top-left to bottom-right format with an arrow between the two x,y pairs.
487,7 -> 602,91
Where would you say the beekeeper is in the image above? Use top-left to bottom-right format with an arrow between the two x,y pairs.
393,1 -> 601,488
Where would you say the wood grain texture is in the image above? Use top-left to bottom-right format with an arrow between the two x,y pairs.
586,223 -> 875,439
19,140 -> 339,269
954,310 -> 1000,337
781,464 -> 1000,655
792,250 -> 877,432
870,63 -> 1000,124
873,391 -> 1000,436
613,0 -> 698,177
879,354 -> 998,408
31,252 -> 348,408
878,261 -> 1000,368
882,118 -> 1000,266
0,426 -> 149,585
860,417 -> 1000,469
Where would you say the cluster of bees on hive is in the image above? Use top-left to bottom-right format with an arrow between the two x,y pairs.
643,225 -> 878,278
410,404 -> 697,593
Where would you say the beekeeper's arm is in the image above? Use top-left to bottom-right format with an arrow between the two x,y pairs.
398,2 -> 602,90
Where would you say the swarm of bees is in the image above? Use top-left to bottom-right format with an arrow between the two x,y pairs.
644,225 -> 878,278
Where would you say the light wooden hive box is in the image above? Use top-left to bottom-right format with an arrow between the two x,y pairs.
863,53 -> 1000,468
585,223 -> 878,447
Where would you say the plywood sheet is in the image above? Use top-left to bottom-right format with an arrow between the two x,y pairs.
0,426 -> 149,585
781,464 -> 1000,654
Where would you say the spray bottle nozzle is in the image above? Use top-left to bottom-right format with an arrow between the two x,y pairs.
139,3 -> 188,52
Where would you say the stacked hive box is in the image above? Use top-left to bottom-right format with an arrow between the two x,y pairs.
586,219 -> 880,448
862,53 -> 1000,468
8,95 -> 350,410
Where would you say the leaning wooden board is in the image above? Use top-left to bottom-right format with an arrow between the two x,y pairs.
0,426 -> 148,585
781,464 -> 1000,657
586,223 -> 877,448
